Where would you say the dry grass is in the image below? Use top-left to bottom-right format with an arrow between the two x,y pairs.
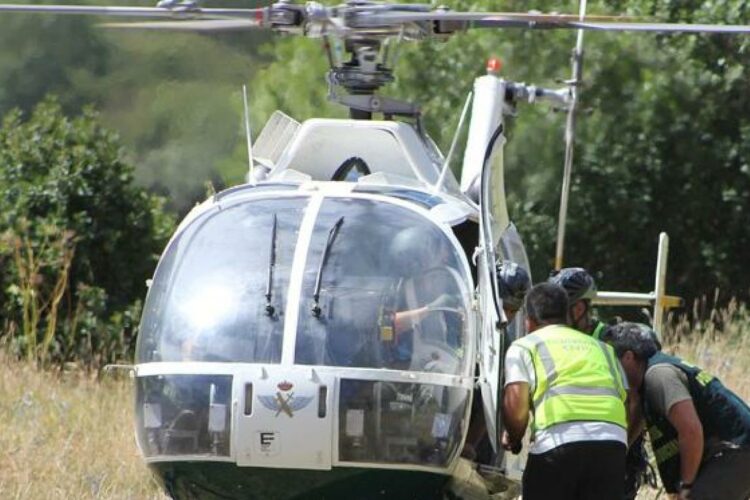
0,358 -> 163,500
637,300 -> 750,499
662,300 -> 750,400
1,303 -> 748,499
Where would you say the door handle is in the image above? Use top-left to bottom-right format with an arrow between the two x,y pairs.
318,385 -> 327,418
244,383 -> 253,416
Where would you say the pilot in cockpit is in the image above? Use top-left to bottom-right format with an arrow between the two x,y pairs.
380,226 -> 465,372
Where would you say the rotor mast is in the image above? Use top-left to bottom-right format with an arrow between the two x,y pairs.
325,37 -> 421,120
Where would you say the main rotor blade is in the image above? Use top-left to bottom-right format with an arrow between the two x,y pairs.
0,3 -> 262,20
361,11 -> 750,34
569,21 -> 750,34
358,11 -> 624,26
102,18 -> 261,31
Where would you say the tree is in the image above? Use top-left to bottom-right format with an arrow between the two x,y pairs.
0,98 -> 174,366
560,0 -> 750,298
0,8 -> 277,215
0,14 -> 110,117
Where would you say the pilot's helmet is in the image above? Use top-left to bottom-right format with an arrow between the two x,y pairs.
496,260 -> 531,311
548,267 -> 597,303
388,225 -> 445,276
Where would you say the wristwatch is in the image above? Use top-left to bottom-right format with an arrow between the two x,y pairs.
678,480 -> 693,498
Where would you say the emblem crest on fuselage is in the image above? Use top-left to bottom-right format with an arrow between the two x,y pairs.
258,381 -> 314,417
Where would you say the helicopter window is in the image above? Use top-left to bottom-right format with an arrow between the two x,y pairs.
352,186 -> 444,208
213,182 -> 300,202
331,156 -> 371,181
136,197 -> 306,364
337,379 -> 469,467
294,198 -> 471,376
499,223 -> 531,343
135,374 -> 233,458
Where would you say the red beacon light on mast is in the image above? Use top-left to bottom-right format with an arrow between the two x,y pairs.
486,57 -> 502,75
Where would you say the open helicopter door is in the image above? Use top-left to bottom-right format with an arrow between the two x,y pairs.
462,65 -> 511,456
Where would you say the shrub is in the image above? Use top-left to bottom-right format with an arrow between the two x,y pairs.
0,97 -> 174,369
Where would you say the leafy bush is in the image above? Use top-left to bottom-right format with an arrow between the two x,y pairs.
0,98 -> 174,369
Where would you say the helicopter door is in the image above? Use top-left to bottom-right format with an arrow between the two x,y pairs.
476,129 -> 510,455
476,235 -> 504,455
234,367 -> 335,470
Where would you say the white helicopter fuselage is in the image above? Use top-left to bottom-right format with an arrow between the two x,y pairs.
132,70 -> 533,499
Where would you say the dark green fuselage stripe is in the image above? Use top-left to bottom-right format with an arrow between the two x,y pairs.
149,462 -> 449,500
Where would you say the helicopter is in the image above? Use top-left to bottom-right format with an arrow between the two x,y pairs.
2,1 -> 749,499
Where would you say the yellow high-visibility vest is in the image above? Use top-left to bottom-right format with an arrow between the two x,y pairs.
514,324 -> 627,433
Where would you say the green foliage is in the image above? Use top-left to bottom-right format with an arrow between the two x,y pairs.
88,31 -> 268,211
0,13 -> 109,115
250,37 -> 345,124
0,98 -> 174,367
561,0 -> 750,297
2,221 -> 74,363
0,8 -> 274,213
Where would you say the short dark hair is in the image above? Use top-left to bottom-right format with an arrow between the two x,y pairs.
525,283 -> 569,325
600,322 -> 659,360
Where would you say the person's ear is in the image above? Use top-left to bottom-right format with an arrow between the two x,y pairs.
621,351 -> 641,371
572,300 -> 587,321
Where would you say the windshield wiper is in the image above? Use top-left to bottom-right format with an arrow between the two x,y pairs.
265,214 -> 278,317
311,216 -> 344,318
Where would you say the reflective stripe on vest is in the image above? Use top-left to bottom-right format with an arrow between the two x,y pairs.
515,325 -> 627,433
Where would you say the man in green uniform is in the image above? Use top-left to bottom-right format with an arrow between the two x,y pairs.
602,322 -> 750,500
502,283 -> 628,499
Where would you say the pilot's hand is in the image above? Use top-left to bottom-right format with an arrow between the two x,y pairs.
428,294 -> 460,310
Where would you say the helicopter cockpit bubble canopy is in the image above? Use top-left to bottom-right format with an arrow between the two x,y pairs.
135,185 -> 475,469
137,188 -> 473,373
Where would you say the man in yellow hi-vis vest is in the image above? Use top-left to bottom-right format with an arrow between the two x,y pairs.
502,283 -> 629,499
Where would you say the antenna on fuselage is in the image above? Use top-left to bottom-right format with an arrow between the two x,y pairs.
553,0 -> 587,271
433,91 -> 473,194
